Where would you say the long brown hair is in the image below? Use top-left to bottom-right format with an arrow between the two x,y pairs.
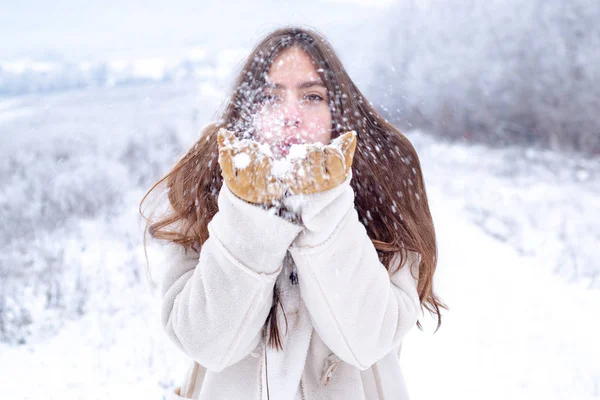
139,25 -> 447,351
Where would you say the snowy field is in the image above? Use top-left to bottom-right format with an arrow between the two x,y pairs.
0,76 -> 598,399
1,0 -> 599,398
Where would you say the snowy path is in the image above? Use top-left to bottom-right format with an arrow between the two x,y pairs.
402,186 -> 600,399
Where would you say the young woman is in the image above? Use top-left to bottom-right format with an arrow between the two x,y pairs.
140,26 -> 447,400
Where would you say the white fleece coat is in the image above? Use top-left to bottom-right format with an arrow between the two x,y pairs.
161,171 -> 422,399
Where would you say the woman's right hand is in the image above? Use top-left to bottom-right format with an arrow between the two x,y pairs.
217,128 -> 286,205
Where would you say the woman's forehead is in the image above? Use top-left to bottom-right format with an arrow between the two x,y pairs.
266,47 -> 321,83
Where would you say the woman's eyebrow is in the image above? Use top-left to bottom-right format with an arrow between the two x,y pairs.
298,80 -> 326,89
268,81 -> 326,89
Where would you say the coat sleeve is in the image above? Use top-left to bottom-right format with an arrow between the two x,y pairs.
286,177 -> 422,370
160,183 -> 303,372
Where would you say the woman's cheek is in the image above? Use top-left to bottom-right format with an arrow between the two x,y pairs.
305,116 -> 332,144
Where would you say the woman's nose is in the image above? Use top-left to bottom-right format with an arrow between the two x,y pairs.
282,96 -> 302,127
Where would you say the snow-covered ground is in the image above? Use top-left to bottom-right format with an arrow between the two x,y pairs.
404,184 -> 600,399
0,76 -> 598,399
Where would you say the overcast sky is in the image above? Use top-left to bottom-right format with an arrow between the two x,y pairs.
0,0 -> 396,60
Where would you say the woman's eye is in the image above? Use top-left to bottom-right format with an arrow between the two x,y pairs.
305,94 -> 324,102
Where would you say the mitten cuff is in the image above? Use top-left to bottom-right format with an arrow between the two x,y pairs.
208,183 -> 304,275
282,171 -> 356,248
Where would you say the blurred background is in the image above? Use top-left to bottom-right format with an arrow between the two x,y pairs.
0,0 -> 598,399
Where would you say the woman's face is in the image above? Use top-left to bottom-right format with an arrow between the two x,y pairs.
252,46 -> 332,158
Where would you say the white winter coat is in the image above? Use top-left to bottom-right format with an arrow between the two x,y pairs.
160,171 -> 422,399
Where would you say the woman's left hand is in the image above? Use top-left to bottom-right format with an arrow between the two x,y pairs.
284,130 -> 357,196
